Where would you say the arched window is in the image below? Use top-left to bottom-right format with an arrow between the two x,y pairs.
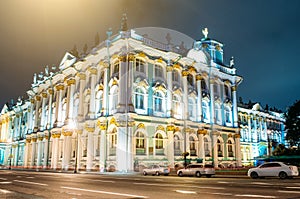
201,79 -> 208,93
110,87 -> 118,114
136,131 -> 145,155
217,139 -> 223,157
187,74 -> 194,87
188,98 -> 196,120
213,83 -> 219,98
154,64 -> 163,78
204,137 -> 210,157
135,58 -> 146,73
109,131 -> 117,156
112,62 -> 119,77
172,70 -> 179,82
174,134 -> 181,155
189,136 -> 196,156
155,133 -> 164,155
214,104 -> 221,123
134,87 -> 145,110
227,140 -> 234,157
225,107 -> 231,123
154,91 -> 163,113
172,95 -> 181,117
202,101 -> 208,121
224,84 -> 230,100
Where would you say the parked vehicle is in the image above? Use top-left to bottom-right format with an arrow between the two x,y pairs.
177,164 -> 215,178
143,165 -> 170,176
247,162 -> 299,179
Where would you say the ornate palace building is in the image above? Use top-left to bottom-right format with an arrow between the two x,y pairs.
0,19 -> 267,172
238,103 -> 286,166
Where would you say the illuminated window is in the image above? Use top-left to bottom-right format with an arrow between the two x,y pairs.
227,140 -> 234,157
154,64 -> 163,78
134,88 -> 145,110
136,131 -> 145,155
172,70 -> 179,82
136,59 -> 146,73
189,136 -> 196,156
174,134 -> 181,155
154,91 -> 163,112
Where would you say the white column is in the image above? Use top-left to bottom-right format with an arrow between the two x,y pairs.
196,75 -> 203,122
34,96 -> 41,132
117,55 -> 127,113
62,131 -> 72,170
182,70 -> 189,120
232,86 -> 238,127
116,126 -> 127,172
54,84 -> 64,127
253,117 -> 257,142
99,125 -> 107,172
77,73 -> 86,121
50,132 -> 60,170
24,136 -> 30,168
88,68 -> 97,119
43,132 -> 49,168
210,79 -> 215,124
235,134 -> 242,167
212,133 -> 218,167
86,127 -> 95,171
102,63 -> 109,116
65,78 -> 76,124
167,126 -> 174,169
36,134 -> 43,167
30,135 -> 37,167
166,66 -> 173,117
40,93 -> 47,130
198,130 -> 205,163
46,89 -> 54,129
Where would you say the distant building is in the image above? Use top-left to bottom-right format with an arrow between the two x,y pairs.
1,22 -> 269,172
238,103 -> 285,166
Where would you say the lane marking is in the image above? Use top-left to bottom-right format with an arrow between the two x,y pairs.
278,190 -> 300,194
0,177 -> 7,180
0,189 -> 12,194
251,182 -> 272,186
0,182 -> 12,184
176,190 -> 196,194
13,180 -> 48,186
92,179 -> 115,183
61,186 -> 148,198
26,177 -> 34,179
217,181 -> 230,184
133,182 -> 224,190
235,194 -> 277,198
286,187 -> 300,189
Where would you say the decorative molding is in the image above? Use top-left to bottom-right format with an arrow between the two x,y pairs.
166,125 -> 175,132
156,125 -> 165,132
182,70 -> 189,77
137,123 -> 146,129
77,73 -> 86,80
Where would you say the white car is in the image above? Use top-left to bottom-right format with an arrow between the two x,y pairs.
177,164 -> 215,178
248,162 -> 299,179
143,165 -> 170,176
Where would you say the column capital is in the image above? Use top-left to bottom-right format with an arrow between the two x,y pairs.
30,98 -> 35,104
128,54 -> 135,62
48,88 -> 54,95
76,72 -> 86,80
99,61 -> 109,68
88,67 -> 97,75
166,125 -> 175,132
35,95 -> 41,101
66,78 -> 76,86
41,92 -> 48,98
231,85 -> 237,91
181,70 -> 189,77
118,55 -> 127,62
166,66 -> 173,72
55,84 -> 65,91
196,74 -> 203,81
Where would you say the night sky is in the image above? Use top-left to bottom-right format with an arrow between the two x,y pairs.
0,0 -> 299,111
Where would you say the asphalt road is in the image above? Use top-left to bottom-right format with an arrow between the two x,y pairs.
0,170 -> 299,199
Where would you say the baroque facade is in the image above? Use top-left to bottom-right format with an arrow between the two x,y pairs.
238,103 -> 285,166
0,24 -> 250,172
